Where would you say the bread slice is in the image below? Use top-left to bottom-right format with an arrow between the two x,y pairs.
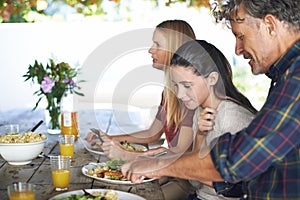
104,171 -> 123,180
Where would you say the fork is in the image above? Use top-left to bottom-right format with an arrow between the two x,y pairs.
82,189 -> 96,198
90,128 -> 104,144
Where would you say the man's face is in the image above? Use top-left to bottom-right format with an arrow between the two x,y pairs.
230,4 -> 277,74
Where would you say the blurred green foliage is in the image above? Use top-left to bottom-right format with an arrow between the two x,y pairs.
0,0 -> 215,23
233,65 -> 269,110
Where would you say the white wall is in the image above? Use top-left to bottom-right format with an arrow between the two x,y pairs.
0,22 -> 158,110
2,6 -> 258,112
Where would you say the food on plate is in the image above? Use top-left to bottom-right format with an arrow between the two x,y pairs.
86,159 -> 126,181
104,171 -> 123,180
106,158 -> 126,170
120,141 -> 146,152
0,132 -> 46,143
90,142 -> 102,151
90,141 -> 146,153
52,189 -> 119,200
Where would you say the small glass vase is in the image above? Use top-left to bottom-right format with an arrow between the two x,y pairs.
45,109 -> 61,134
45,99 -> 61,134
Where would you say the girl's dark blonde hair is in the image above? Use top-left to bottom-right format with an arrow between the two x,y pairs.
155,20 -> 196,131
170,40 -> 257,115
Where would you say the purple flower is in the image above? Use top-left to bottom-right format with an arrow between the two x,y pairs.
62,78 -> 74,86
41,76 -> 54,93
69,79 -> 74,85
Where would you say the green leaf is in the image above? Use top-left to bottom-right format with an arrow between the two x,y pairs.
24,58 -> 86,111
73,90 -> 84,96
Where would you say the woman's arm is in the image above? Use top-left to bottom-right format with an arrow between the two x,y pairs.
108,118 -> 164,144
100,118 -> 165,161
167,126 -> 194,154
101,138 -> 159,161
85,118 -> 164,144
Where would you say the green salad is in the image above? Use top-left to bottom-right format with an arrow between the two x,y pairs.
106,158 -> 125,170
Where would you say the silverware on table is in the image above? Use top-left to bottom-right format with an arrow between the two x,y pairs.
31,120 -> 43,132
38,152 -> 50,159
82,189 -> 96,198
23,120 -> 44,133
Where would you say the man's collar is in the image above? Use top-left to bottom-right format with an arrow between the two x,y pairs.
265,39 -> 300,81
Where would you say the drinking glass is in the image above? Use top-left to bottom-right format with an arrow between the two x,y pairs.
5,124 -> 19,135
50,155 -> 71,191
7,182 -> 35,200
59,135 -> 75,160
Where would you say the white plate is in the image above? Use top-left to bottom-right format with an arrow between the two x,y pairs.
120,143 -> 147,152
48,188 -> 146,200
79,137 -> 105,155
79,137 -> 147,156
82,163 -> 154,185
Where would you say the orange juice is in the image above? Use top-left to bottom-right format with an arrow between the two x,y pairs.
9,191 -> 35,200
59,143 -> 74,160
61,112 -> 78,140
52,169 -> 70,189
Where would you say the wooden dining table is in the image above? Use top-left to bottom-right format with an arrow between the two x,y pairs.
0,108 -> 165,200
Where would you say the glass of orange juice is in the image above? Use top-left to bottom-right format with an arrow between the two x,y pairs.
7,182 -> 35,200
50,155 -> 71,191
59,135 -> 75,160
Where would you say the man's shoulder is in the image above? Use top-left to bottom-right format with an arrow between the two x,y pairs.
280,53 -> 300,86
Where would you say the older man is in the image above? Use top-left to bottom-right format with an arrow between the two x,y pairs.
122,0 -> 300,199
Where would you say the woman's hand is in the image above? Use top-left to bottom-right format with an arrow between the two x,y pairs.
198,107 -> 217,133
84,129 -> 108,143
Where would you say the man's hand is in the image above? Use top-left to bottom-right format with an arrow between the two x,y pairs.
121,157 -> 161,183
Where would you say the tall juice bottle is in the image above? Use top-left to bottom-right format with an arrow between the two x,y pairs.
61,88 -> 79,140
61,112 -> 78,140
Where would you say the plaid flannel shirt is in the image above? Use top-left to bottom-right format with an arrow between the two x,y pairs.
211,40 -> 300,199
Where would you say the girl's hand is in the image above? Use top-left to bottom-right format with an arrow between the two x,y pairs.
198,107 -> 217,133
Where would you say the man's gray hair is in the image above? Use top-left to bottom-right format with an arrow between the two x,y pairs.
213,0 -> 300,31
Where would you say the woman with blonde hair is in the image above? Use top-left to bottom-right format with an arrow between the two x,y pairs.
86,20 -> 197,200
